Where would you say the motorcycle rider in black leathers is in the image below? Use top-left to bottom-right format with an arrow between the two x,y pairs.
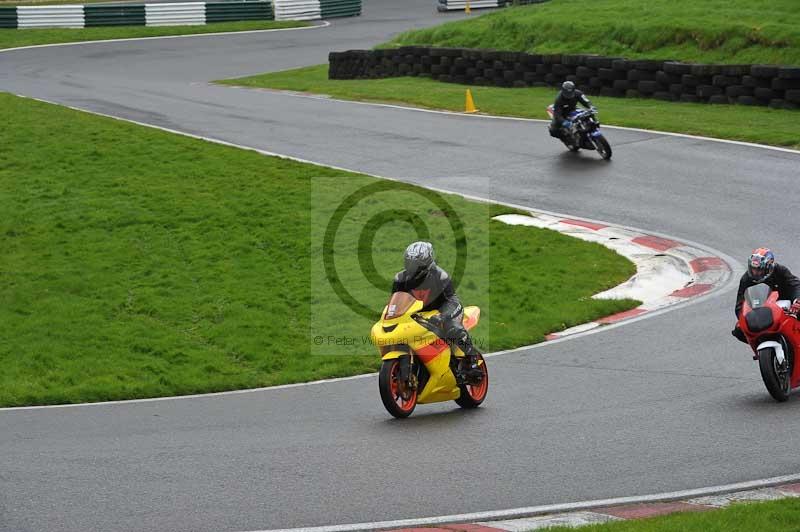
549,80 -> 594,139
392,241 -> 482,380
732,247 -> 800,343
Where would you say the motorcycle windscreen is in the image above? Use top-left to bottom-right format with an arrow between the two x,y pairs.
745,283 -> 772,309
384,291 -> 417,320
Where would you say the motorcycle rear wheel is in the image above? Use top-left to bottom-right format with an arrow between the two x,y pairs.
758,347 -> 791,402
455,354 -> 489,409
379,359 -> 418,418
594,134 -> 612,160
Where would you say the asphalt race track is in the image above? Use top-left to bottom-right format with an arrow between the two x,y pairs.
2,1 -> 800,531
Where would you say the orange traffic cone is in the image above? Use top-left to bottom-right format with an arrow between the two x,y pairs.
465,89 -> 478,113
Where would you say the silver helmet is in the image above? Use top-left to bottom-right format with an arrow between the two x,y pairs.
404,241 -> 435,279
561,80 -> 576,98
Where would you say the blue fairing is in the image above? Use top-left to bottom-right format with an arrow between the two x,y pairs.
591,130 -> 603,137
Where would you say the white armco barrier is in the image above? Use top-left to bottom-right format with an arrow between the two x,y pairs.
145,2 -> 206,26
17,5 -> 84,28
273,0 -> 321,20
439,0 -> 501,8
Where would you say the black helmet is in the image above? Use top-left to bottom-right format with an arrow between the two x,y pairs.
404,241 -> 435,279
561,80 -> 576,98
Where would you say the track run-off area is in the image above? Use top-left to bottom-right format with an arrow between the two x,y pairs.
2,1 -> 800,531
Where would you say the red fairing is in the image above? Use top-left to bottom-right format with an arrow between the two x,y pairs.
739,289 -> 800,389
739,292 -> 782,337
415,339 -> 448,364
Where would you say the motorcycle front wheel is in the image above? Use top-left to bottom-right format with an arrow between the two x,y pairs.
593,134 -> 612,160
455,354 -> 489,409
758,347 -> 791,402
379,359 -> 418,418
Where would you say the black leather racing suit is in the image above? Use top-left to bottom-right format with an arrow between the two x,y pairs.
549,89 -> 593,137
732,264 -> 800,342
392,264 -> 479,358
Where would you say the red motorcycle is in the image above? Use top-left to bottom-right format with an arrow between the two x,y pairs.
738,283 -> 800,401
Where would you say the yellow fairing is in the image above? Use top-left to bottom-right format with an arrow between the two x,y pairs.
372,295 -> 483,406
416,346 -> 460,404
380,350 -> 407,360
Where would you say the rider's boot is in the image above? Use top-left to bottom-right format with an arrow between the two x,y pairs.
459,337 -> 483,383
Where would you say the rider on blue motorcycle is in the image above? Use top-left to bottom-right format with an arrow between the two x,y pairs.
549,81 -> 594,139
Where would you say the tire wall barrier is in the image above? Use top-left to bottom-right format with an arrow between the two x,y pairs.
329,47 -> 800,109
2,0 -> 359,28
206,1 -> 272,22
5,2 -> 272,28
85,5 -> 145,27
17,5 -> 84,28
145,2 -> 205,26
438,0 -> 548,12
319,0 -> 360,18
0,7 -> 17,28
273,0 -> 321,20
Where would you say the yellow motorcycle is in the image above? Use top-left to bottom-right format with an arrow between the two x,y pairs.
370,292 -> 488,418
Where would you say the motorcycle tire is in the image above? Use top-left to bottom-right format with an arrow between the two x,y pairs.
593,134 -> 612,160
455,354 -> 489,409
758,347 -> 791,402
379,359 -> 418,418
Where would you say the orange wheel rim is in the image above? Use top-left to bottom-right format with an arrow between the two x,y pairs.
466,359 -> 488,401
389,360 -> 416,412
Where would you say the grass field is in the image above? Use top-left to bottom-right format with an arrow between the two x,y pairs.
387,0 -> 800,65
547,497 -> 800,532
0,93 -> 637,407
220,65 -> 800,149
0,20 -> 307,51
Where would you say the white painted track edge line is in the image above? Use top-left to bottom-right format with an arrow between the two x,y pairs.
235,87 -> 800,155
0,94 -> 736,412
0,20 -> 329,54
240,473 -> 800,532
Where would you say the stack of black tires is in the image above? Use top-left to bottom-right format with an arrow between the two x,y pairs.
329,47 -> 800,109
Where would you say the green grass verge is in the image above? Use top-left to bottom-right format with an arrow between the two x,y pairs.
546,497 -> 800,532
0,93 -> 637,407
387,0 -> 800,65
219,64 -> 800,150
0,20 -> 307,51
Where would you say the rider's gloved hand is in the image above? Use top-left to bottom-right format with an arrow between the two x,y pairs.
590,106 -> 598,112
428,314 -> 444,328
790,299 -> 800,316
562,120 -> 572,129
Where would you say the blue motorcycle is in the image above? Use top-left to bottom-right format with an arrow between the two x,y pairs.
547,104 -> 612,160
